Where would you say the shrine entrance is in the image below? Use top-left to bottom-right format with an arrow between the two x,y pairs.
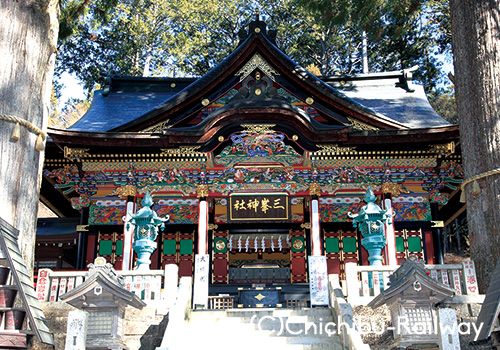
211,225 -> 309,285
227,230 -> 291,284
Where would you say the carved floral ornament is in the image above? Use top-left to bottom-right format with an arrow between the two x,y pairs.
315,144 -> 357,154
241,124 -> 276,134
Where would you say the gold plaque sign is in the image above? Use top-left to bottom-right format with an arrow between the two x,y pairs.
229,193 -> 289,222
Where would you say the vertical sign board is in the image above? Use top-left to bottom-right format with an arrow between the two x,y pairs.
462,260 -> 479,295
193,254 -> 210,309
36,269 -> 51,301
308,256 -> 329,306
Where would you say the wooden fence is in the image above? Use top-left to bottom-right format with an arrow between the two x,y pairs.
35,268 -> 172,304
345,259 -> 479,305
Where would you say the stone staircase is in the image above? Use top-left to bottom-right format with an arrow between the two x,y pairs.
176,307 -> 343,350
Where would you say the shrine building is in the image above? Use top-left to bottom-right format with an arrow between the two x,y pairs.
38,16 -> 464,303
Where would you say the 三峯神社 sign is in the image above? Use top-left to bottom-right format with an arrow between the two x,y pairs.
229,194 -> 289,222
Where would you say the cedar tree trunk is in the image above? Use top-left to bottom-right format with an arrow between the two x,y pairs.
450,0 -> 500,292
0,0 -> 59,275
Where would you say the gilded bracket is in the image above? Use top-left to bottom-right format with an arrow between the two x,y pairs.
309,183 -> 321,197
112,185 -> 137,199
64,146 -> 90,159
197,184 -> 209,198
429,142 -> 455,156
381,182 -> 408,197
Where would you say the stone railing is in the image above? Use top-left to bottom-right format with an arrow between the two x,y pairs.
345,260 -> 479,306
35,265 -> 179,306
328,275 -> 370,350
157,276 -> 192,350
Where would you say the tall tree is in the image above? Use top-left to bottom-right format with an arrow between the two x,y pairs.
0,0 -> 59,275
0,0 -> 116,275
450,0 -> 500,291
299,0 -> 500,291
56,0 -> 251,92
295,0 -> 449,91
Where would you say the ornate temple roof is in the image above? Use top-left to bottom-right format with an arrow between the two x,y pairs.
66,16 -> 450,134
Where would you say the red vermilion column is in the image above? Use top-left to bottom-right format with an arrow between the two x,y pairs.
384,197 -> 397,266
197,185 -> 209,255
121,190 -> 137,270
309,184 -> 322,256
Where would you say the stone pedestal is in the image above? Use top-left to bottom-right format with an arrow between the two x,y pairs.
437,308 -> 461,350
64,310 -> 88,350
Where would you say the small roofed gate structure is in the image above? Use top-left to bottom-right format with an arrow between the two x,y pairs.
40,15 -> 464,305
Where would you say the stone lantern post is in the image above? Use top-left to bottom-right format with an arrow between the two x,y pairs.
348,188 -> 392,266
126,192 -> 169,270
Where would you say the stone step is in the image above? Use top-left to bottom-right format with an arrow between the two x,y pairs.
189,307 -> 332,320
187,321 -> 337,339
172,308 -> 343,350
226,307 -> 332,318
173,331 -> 342,350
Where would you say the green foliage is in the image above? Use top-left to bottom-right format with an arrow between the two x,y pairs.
50,97 -> 91,128
59,0 -> 119,39
259,0 -> 363,76
295,0 -> 452,92
55,0 -> 453,100
56,0 -> 252,92
428,87 -> 457,123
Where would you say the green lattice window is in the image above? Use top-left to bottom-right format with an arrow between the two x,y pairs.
343,237 -> 357,253
325,238 -> 339,253
180,239 -> 193,255
163,240 -> 176,255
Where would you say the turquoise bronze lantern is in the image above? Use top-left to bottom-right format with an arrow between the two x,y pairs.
127,193 -> 169,270
348,189 -> 392,266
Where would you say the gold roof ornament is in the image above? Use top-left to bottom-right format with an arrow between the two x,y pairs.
160,146 -> 203,156
64,146 -> 90,159
315,144 -> 357,154
429,142 -> 455,156
347,117 -> 379,131
140,120 -> 170,133
235,53 -> 280,82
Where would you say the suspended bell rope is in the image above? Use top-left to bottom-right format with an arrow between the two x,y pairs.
0,114 -> 46,151
460,167 -> 500,202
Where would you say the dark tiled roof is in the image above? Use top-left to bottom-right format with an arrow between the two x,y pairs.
68,27 -> 450,132
327,74 -> 451,129
68,90 -> 177,131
